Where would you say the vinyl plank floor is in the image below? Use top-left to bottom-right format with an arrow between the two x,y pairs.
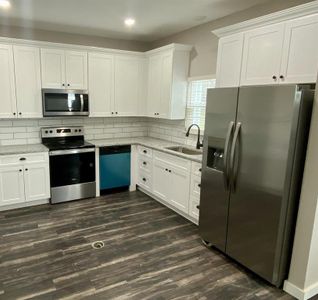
0,190 -> 312,300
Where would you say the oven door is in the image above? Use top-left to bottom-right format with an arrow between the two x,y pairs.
49,148 -> 96,188
43,89 -> 89,116
49,148 -> 96,203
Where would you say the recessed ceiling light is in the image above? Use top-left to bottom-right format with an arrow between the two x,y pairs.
0,0 -> 11,9
124,18 -> 135,27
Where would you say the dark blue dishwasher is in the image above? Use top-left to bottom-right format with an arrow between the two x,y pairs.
99,145 -> 131,192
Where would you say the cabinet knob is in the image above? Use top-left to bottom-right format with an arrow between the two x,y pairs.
62,83 -> 65,86
143,150 -> 147,154
19,169 -> 22,172
199,168 -> 202,172
198,183 -> 201,188
280,75 -> 284,80
196,205 -> 200,210
169,170 -> 171,173
111,112 -> 114,115
115,112 -> 118,114
19,157 -> 26,161
13,112 -> 16,116
67,84 -> 70,86
25,168 -> 28,171
142,178 -> 146,182
143,161 -> 147,165
272,75 -> 277,80
165,168 -> 168,171
19,112 -> 22,115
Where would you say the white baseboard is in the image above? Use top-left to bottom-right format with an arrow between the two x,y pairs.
0,199 -> 50,212
284,280 -> 318,300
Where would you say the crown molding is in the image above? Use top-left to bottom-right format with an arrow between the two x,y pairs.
212,0 -> 318,37
145,43 -> 192,55
0,36 -> 192,57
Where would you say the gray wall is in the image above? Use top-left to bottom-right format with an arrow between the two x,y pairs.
150,0 -> 314,77
0,25 -> 149,51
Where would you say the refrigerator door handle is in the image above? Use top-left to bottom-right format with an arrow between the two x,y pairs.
230,122 -> 241,192
223,121 -> 234,190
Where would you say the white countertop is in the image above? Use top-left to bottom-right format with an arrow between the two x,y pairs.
0,144 -> 49,156
0,138 -> 203,163
89,137 -> 203,163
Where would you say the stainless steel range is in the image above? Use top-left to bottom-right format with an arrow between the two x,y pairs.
41,126 -> 96,204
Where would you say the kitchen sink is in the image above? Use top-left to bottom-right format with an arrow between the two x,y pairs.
165,146 -> 202,155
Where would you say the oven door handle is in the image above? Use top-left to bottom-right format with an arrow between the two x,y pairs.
49,148 -> 95,156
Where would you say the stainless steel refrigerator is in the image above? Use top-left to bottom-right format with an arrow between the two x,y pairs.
199,84 -> 315,287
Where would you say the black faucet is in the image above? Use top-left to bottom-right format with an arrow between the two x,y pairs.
186,124 -> 203,150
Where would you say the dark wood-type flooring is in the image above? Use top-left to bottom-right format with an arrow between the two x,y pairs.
0,190 -> 309,300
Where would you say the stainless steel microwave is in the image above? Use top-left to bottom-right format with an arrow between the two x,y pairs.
42,89 -> 89,117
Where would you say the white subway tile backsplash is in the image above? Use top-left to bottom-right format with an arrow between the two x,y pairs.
0,116 -> 199,146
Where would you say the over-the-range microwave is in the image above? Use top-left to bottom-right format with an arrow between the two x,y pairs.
42,89 -> 89,117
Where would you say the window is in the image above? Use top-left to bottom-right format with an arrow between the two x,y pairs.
185,77 -> 216,131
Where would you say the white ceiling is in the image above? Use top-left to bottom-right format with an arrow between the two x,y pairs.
0,0 -> 268,42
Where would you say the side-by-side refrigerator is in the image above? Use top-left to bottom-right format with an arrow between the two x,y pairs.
199,84 -> 315,287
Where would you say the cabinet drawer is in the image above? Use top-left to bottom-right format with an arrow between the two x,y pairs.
189,196 -> 200,220
191,161 -> 202,177
138,146 -> 153,158
0,152 -> 48,166
191,175 -> 201,198
138,170 -> 152,191
154,150 -> 191,171
138,156 -> 152,173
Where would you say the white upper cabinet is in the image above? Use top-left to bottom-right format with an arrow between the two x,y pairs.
114,55 -> 142,116
88,52 -> 114,117
13,45 -> 42,118
41,48 -> 87,89
216,33 -> 244,88
0,44 -> 17,118
41,48 -> 65,89
240,23 -> 285,86
65,51 -> 88,89
280,14 -> 318,84
215,3 -> 318,87
147,54 -> 162,117
146,45 -> 191,120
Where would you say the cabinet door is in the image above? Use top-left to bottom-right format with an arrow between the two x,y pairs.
0,166 -> 25,206
240,23 -> 285,86
88,53 -> 114,117
13,46 -> 42,118
159,52 -> 173,118
24,163 -> 50,202
114,56 -> 140,116
65,50 -> 88,89
280,14 -> 318,84
152,158 -> 170,202
0,44 -> 17,118
147,54 -> 162,117
169,164 -> 190,213
216,33 -> 244,87
41,48 -> 65,89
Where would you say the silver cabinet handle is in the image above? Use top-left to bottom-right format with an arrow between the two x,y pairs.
230,122 -> 241,192
223,121 -> 234,190
80,94 -> 84,112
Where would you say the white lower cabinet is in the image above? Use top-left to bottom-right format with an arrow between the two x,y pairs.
152,158 -> 171,202
24,162 -> 50,202
0,166 -> 25,205
137,147 -> 196,220
0,152 -> 50,209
